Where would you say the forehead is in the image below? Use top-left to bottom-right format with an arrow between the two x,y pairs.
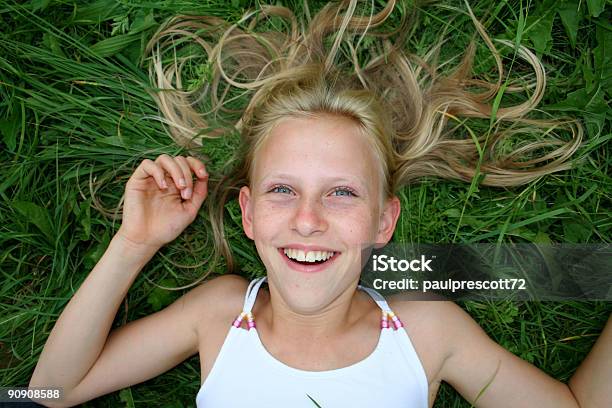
252,115 -> 380,191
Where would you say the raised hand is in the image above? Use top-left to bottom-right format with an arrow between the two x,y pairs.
116,154 -> 209,250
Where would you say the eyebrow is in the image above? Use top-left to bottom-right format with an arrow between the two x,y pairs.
260,173 -> 368,190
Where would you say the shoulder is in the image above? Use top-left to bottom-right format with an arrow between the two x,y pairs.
385,295 -> 478,383
388,295 -> 480,349
186,273 -> 250,301
387,292 -> 466,324
180,274 -> 250,331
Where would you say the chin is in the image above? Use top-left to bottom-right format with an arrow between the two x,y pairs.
267,268 -> 359,314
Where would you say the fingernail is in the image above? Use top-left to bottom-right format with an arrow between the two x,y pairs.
161,180 -> 168,188
183,188 -> 192,199
198,169 -> 207,177
179,178 -> 186,187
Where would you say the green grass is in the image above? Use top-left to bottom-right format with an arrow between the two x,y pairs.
1,0 -> 610,407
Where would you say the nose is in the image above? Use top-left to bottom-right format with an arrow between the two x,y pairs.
289,196 -> 328,236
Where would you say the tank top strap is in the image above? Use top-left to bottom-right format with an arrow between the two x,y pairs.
231,276 -> 267,330
243,276 -> 267,313
357,284 -> 393,312
358,284 -> 405,330
232,278 -> 403,331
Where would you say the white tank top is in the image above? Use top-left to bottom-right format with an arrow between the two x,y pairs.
196,277 -> 428,407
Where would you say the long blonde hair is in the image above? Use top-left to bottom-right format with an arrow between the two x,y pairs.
144,0 -> 582,282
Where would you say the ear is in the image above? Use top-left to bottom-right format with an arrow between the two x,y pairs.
374,196 -> 401,246
238,186 -> 254,240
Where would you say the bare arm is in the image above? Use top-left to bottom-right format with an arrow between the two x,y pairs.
438,302 -> 578,407
394,301 -> 612,408
416,302 -> 611,408
29,155 -> 210,407
29,234 -> 160,398
568,315 -> 612,408
30,238 -> 243,407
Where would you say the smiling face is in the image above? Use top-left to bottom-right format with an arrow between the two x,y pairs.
239,114 -> 400,314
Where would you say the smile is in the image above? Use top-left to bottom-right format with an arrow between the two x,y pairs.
278,247 -> 341,273
284,248 -> 335,262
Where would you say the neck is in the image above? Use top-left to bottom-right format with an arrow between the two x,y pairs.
259,280 -> 366,341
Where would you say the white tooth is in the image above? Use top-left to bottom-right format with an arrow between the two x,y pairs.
284,248 -> 336,262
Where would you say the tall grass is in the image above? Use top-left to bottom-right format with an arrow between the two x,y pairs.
1,0 -> 610,406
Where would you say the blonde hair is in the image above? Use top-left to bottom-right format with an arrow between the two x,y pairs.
144,0 -> 582,282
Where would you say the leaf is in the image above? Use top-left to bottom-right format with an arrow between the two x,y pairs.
532,231 -> 552,244
594,23 -> 612,96
443,208 -> 461,218
548,88 -> 605,112
129,10 -> 157,35
0,113 -> 20,151
306,394 -> 323,408
97,136 -> 125,147
586,0 -> 606,17
122,39 -> 144,65
42,33 -> 66,58
31,0 -> 52,12
77,200 -> 92,241
119,388 -> 135,408
563,220 -> 592,243
83,232 -> 110,270
547,88 -> 608,137
147,278 -> 178,312
12,201 -> 54,244
557,0 -> 583,48
111,15 -> 130,36
525,8 -> 555,55
72,0 -> 120,24
499,303 -> 519,324
90,34 -> 140,58
580,52 -> 596,94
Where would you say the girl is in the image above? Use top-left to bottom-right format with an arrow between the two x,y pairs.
29,1 -> 611,407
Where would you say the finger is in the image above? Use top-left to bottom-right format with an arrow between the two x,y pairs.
185,177 -> 208,213
185,156 -> 208,179
174,156 -> 194,199
155,154 -> 188,192
133,159 -> 168,189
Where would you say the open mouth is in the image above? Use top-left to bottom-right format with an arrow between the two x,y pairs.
278,248 -> 341,272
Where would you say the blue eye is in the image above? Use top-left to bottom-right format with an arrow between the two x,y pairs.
332,187 -> 356,197
271,185 -> 292,194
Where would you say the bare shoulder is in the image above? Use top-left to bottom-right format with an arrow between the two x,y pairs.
387,293 -> 472,327
387,295 -> 477,349
180,274 -> 250,330
385,294 -> 474,386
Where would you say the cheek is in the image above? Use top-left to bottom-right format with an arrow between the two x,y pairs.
251,201 -> 286,236
330,210 -> 378,241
